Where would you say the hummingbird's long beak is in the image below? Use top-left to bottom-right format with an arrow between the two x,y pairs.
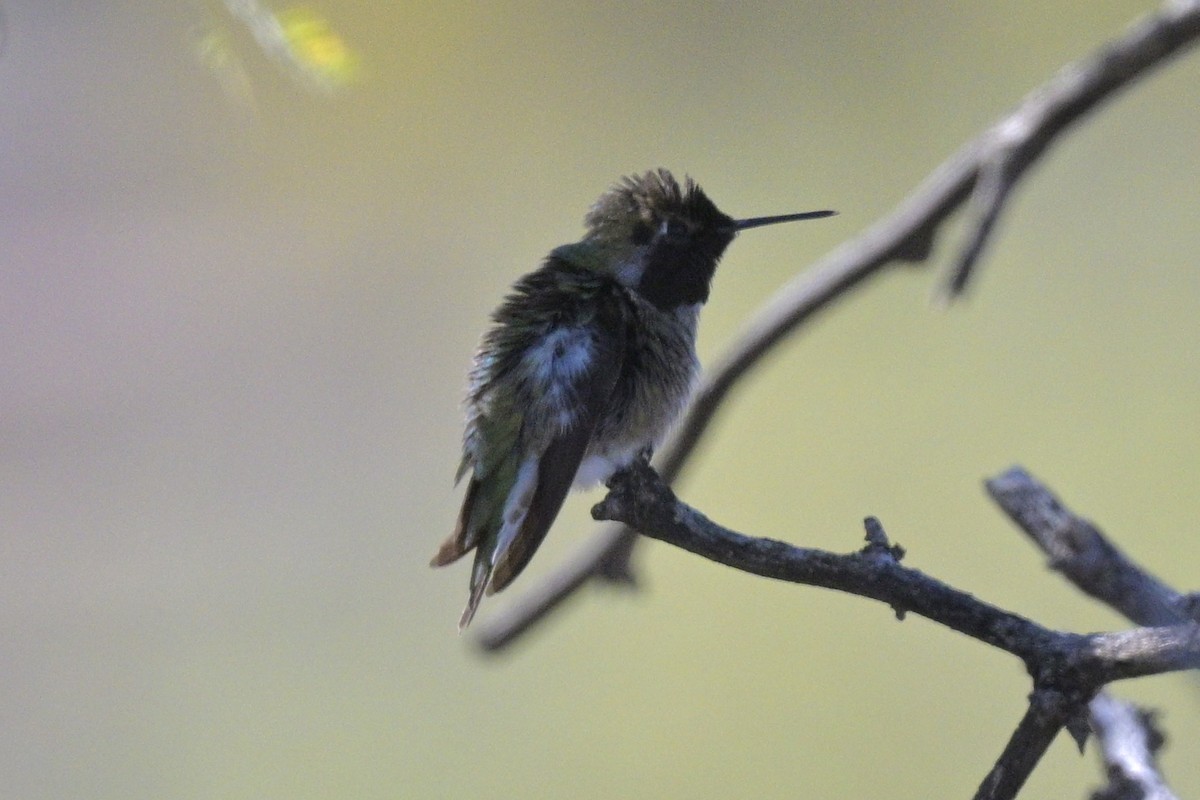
730,209 -> 837,231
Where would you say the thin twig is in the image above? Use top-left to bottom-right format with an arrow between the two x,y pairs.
985,466 -> 1198,627
942,0 -> 1200,298
475,0 -> 1200,651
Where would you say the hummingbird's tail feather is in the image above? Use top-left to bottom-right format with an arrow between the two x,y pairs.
489,424 -> 594,592
436,457 -> 520,629
429,476 -> 485,567
458,553 -> 492,631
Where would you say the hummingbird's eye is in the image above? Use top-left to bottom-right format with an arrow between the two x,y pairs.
660,218 -> 689,241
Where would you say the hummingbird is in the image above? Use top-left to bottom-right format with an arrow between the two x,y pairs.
431,169 -> 834,629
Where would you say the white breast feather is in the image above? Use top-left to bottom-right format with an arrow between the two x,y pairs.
522,326 -> 594,432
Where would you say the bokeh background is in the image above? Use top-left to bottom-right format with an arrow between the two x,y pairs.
2,2 -> 1198,798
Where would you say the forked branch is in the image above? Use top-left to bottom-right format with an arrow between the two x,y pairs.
590,460 -> 1199,800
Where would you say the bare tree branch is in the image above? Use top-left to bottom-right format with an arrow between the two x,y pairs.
976,690 -> 1084,800
1085,625 -> 1200,681
474,0 -> 1200,652
985,466 -> 1199,627
590,460 -> 1200,681
589,459 -> 1198,800
942,0 -> 1200,298
1088,694 -> 1176,800
984,467 -> 1193,798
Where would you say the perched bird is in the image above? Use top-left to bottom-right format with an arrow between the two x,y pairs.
431,169 -> 834,628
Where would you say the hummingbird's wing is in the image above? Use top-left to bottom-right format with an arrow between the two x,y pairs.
486,327 -> 624,594
432,278 -> 628,629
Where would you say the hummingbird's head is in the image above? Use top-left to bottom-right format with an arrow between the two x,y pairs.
580,169 -> 735,309
575,169 -> 835,311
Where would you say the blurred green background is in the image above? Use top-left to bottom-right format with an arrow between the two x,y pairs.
2,2 -> 1198,798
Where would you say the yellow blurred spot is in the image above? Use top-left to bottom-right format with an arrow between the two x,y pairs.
279,6 -> 364,87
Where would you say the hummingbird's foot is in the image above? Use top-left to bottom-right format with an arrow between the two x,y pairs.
605,446 -> 654,490
593,458 -> 674,524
